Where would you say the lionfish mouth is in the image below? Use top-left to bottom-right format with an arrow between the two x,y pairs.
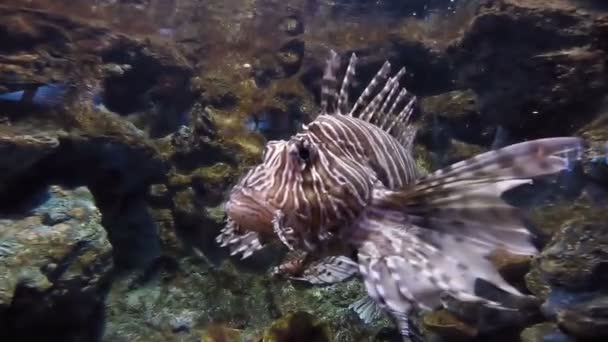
223,188 -> 275,235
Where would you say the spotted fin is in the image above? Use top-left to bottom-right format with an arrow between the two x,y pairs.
349,295 -> 383,324
320,50 -> 418,148
352,137 -> 583,339
216,224 -> 264,259
289,255 -> 359,285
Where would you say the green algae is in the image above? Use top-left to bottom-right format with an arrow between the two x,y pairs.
192,162 -> 235,186
422,309 -> 478,341
263,311 -> 331,342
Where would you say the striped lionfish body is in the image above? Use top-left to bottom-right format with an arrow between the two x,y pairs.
217,50 -> 583,339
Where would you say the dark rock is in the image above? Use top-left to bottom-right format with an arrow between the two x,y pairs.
421,309 -> 478,341
279,15 -> 304,36
521,322 -> 575,342
418,89 -> 490,147
263,311 -> 331,342
449,0 -> 608,138
100,36 -> 195,137
0,131 -> 60,194
533,220 -> 608,292
277,39 -> 306,77
557,295 -> 608,340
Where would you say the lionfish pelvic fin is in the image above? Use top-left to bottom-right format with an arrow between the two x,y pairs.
288,255 -> 359,285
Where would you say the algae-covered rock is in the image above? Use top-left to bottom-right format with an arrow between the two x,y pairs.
522,192 -> 608,341
557,295 -> 608,340
520,322 -> 574,342
0,185 -> 112,341
0,185 -> 111,306
421,309 -> 478,341
418,89 -> 488,146
0,130 -> 60,194
104,256 -> 382,342
450,0 -> 608,138
533,215 -> 608,292
263,311 -> 331,342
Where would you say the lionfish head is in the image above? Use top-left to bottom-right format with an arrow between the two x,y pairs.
224,130 -> 375,250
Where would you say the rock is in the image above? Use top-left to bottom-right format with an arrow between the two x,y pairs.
279,15 -> 304,36
450,0 -> 608,138
0,130 -> 60,195
418,89 -> 488,146
557,295 -> 608,340
533,215 -> 608,292
523,191 -> 608,341
147,183 -> 171,206
104,258 -> 377,342
577,105 -> 608,187
262,311 -> 331,342
421,309 -> 478,341
0,185 -> 112,341
521,322 -> 575,342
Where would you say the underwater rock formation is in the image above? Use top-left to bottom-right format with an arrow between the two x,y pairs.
450,0 -> 608,139
0,186 -> 112,342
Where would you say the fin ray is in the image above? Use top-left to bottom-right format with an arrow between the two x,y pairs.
290,255 -> 359,284
216,223 -> 264,259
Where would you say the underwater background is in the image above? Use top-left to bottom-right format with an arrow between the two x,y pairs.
0,0 -> 608,341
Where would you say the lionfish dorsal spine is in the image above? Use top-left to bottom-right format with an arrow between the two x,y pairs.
319,50 -> 419,149
377,75 -> 403,126
381,88 -> 408,130
349,61 -> 391,118
386,96 -> 416,134
338,53 -> 358,115
320,50 -> 341,114
360,67 -> 406,124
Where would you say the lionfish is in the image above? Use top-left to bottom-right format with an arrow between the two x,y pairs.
216,50 -> 582,339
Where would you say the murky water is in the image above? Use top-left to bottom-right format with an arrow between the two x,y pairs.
1,1 -> 608,342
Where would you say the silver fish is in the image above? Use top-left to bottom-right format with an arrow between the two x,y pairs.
217,50 -> 583,339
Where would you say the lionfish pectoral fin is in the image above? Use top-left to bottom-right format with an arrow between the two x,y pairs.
393,136 -> 584,257
289,255 -> 359,285
272,209 -> 299,251
357,251 -> 415,338
349,295 -> 383,324
354,137 -> 585,328
355,221 -> 509,340
216,224 -> 264,260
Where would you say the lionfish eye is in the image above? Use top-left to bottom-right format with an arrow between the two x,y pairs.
298,145 -> 310,161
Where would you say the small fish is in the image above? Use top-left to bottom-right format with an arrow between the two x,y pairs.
0,83 -> 69,107
217,50 -> 583,339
